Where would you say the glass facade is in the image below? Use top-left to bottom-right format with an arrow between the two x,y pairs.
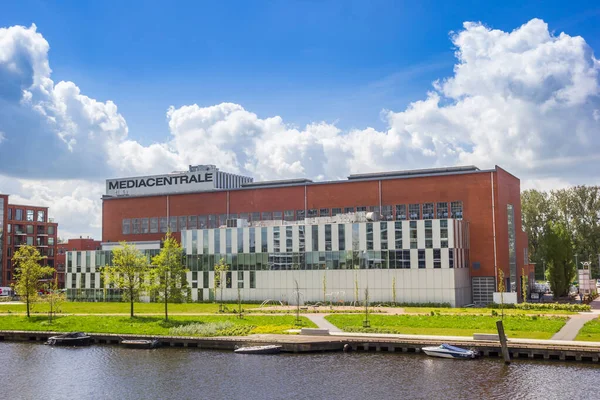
507,204 -> 517,292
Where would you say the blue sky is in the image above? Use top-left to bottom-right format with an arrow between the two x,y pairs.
3,0 -> 599,144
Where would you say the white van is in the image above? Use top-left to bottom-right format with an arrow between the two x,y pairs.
0,287 -> 14,297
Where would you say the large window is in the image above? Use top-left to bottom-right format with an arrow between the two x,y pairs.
418,249 -> 425,268
273,227 -> 280,252
187,216 -> 197,230
238,228 -> 244,253
284,210 -> 295,221
122,219 -> 131,235
433,249 -> 441,268
208,215 -> 217,229
132,218 -> 140,234
381,205 -> 393,220
437,202 -> 448,218
440,219 -> 448,248
356,206 -> 367,212
261,228 -> 268,252
250,228 -> 256,253
169,217 -> 177,232
449,249 -> 454,269
26,210 -> 34,221
366,223 -> 373,250
352,224 -> 359,251
141,218 -> 149,234
409,204 -> 420,220
37,211 -> 45,222
47,226 -> 54,235
312,225 -> 319,251
226,229 -> 232,253
451,201 -> 463,219
380,222 -> 388,250
178,216 -> 187,231
395,205 -> 406,220
307,209 -> 318,218
150,217 -> 159,233
344,207 -> 355,214
410,221 -> 417,249
27,225 -> 33,234
422,203 -> 434,220
332,208 -> 342,217
286,226 -> 293,252
425,220 -> 433,248
325,225 -> 332,251
261,211 -> 272,221
199,215 -> 207,229
338,224 -> 345,251
160,217 -> 168,233
296,210 -> 305,221
394,221 -> 402,249
15,209 -> 23,220
319,208 -> 330,217
273,211 -> 283,221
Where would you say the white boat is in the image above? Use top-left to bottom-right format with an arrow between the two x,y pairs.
234,345 -> 282,354
422,344 -> 477,359
121,339 -> 161,349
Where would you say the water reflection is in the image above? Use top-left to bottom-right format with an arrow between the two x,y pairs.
1,343 -> 598,400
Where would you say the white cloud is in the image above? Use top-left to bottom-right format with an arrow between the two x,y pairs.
1,19 -> 600,239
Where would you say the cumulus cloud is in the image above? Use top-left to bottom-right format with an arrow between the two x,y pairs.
1,19 -> 599,238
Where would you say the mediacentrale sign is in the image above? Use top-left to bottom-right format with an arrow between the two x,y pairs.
106,166 -> 216,197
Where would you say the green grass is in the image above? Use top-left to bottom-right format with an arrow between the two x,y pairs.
0,302 -> 260,315
326,314 -> 567,339
0,315 -> 316,336
403,307 -> 576,315
575,317 -> 600,342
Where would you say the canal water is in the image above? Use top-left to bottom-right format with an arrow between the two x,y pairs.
1,342 -> 598,400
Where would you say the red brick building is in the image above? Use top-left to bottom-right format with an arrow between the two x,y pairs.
0,194 -> 58,286
55,238 -> 101,288
101,165 -> 532,303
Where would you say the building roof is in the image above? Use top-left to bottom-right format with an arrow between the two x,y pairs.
347,165 -> 480,180
241,178 -> 313,188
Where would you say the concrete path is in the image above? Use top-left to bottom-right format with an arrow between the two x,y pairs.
304,314 -> 342,332
552,313 -> 598,340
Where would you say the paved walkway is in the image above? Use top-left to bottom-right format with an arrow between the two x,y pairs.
551,297 -> 600,340
304,314 -> 342,332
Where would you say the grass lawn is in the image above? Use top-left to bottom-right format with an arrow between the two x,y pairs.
0,302 -> 260,315
0,315 -> 315,336
326,314 -> 567,339
575,317 -> 600,342
403,307 -> 576,316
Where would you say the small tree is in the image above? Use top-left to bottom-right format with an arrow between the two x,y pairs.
354,271 -> 359,306
363,287 -> 370,328
294,279 -> 302,325
103,242 -> 151,318
214,258 -> 230,312
44,276 -> 65,323
392,277 -> 397,306
322,273 -> 327,304
237,287 -> 243,319
498,269 -> 506,320
12,245 -> 54,318
521,267 -> 528,303
151,232 -> 188,321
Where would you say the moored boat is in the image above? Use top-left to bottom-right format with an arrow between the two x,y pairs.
45,332 -> 91,346
121,339 -> 161,349
422,344 -> 477,359
234,345 -> 282,354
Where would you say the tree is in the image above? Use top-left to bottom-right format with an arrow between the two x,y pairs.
103,242 -> 151,318
322,273 -> 327,304
213,258 -> 230,312
44,276 -> 65,323
521,267 -> 528,303
544,221 -> 576,298
12,245 -> 55,318
521,189 -> 554,278
391,277 -> 397,306
151,232 -> 188,321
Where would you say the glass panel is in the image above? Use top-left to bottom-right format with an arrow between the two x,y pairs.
122,219 -> 131,235
198,215 -> 207,229
27,225 -> 33,234
150,217 -> 159,233
26,210 -> 34,221
451,201 -> 463,219
296,210 -> 305,221
433,249 -> 441,268
160,217 -> 168,233
312,225 -> 318,251
394,221 -> 403,249
344,207 -> 355,214
381,205 -> 393,220
15,209 -> 23,220
395,205 -> 406,220
410,221 -> 417,249
338,224 -> 345,251
319,208 -> 330,217
141,218 -> 149,234
423,203 -> 434,219
273,211 -> 283,221
366,223 -> 373,250
132,218 -> 140,234
409,204 -> 420,220
331,208 -> 342,216
284,210 -> 295,221
37,210 -> 45,222
437,202 -> 448,218
179,216 -> 187,231
325,225 -> 332,251
169,216 -> 177,232
261,212 -> 272,221
307,209 -> 318,218
418,249 -> 425,268
380,222 -> 388,250
425,220 -> 433,248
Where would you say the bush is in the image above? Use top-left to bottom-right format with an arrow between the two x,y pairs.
487,303 -> 590,312
169,321 -> 254,337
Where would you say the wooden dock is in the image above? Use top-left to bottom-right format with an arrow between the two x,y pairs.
1,330 -> 599,363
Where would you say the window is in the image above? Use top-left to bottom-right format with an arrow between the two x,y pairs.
410,221 -> 417,249
37,211 -> 45,222
338,224 -> 345,251
186,216 -> 197,230
261,211 -> 272,221
250,212 -> 260,222
226,272 -> 232,288
150,217 -> 159,233
296,210 -> 305,221
394,221 -> 403,249
369,206 -> 380,213
380,222 -> 388,250
179,216 -> 187,231
356,206 -> 367,212
27,236 -> 34,246
273,211 -> 283,221
344,207 -> 355,214
352,224 -> 359,251
366,223 -> 373,250
238,271 -> 244,288
418,249 -> 426,268
331,208 -> 342,216
449,249 -> 454,268
48,237 -> 55,246
286,226 -> 293,252
199,215 -> 208,229
132,218 -> 140,234
15,209 -> 23,220
26,210 -> 34,221
312,225 -> 319,251
261,228 -> 268,252
226,229 -> 232,253
219,214 -> 227,226
433,249 -> 441,268
160,217 -> 168,233
8,207 -> 12,220
273,227 -> 280,252
27,225 -> 33,234
208,215 -> 217,228
250,271 -> 256,288
215,230 -> 221,253
47,226 -> 55,235
508,204 -> 517,291
451,201 -> 463,219
395,205 -> 406,220
409,204 -> 420,220
238,228 -> 243,253
381,205 -> 393,220
325,225 -> 332,251
250,228 -> 256,253
307,209 -> 318,218
122,219 -> 131,235
524,248 -> 528,266
168,216 -> 177,232
284,210 -> 295,221
320,208 -> 330,217
425,220 -> 433,248
437,202 -> 448,218
423,203 -> 434,219
141,218 -> 149,234
440,219 -> 448,248
239,213 -> 248,221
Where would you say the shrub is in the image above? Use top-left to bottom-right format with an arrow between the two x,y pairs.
169,321 -> 254,337
487,303 -> 590,312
